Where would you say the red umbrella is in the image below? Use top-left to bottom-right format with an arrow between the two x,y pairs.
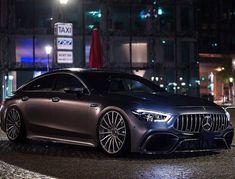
88,28 -> 103,69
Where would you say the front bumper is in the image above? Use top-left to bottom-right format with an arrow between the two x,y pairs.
140,128 -> 234,154
0,105 -> 7,132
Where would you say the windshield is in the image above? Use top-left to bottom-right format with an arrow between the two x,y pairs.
78,72 -> 166,93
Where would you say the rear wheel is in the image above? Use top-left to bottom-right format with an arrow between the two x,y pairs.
5,107 -> 26,143
98,110 -> 129,156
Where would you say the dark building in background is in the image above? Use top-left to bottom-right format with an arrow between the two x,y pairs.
198,0 -> 235,104
0,0 -> 198,100
198,0 -> 235,54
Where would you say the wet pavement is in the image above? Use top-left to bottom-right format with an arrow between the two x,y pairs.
0,131 -> 234,179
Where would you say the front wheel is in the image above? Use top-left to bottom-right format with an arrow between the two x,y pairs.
5,107 -> 26,143
98,110 -> 129,156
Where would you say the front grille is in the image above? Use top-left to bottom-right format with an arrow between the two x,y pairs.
173,114 -> 229,133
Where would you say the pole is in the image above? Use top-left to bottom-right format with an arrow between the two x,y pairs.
174,0 -> 178,94
232,82 -> 234,105
47,54 -> 50,72
129,0 -> 133,73
82,0 -> 85,67
33,0 -> 35,67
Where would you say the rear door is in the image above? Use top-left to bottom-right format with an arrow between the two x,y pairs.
20,74 -> 57,137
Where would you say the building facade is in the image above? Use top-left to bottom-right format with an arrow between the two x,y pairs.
198,0 -> 235,104
0,0 -> 198,100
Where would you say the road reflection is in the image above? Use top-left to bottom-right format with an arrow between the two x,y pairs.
0,128 -> 234,179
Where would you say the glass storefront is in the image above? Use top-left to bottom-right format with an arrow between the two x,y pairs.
1,0 -> 198,99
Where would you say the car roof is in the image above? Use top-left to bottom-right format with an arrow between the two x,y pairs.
48,68 -> 131,76
14,68 -> 134,94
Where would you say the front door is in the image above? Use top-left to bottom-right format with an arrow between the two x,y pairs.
49,73 -> 91,142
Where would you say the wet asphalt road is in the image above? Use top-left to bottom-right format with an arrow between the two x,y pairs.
0,130 -> 234,179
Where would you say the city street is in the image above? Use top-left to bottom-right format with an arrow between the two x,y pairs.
0,0 -> 235,178
0,130 -> 234,179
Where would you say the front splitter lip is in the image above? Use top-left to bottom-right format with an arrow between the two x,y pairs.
139,129 -> 234,155
142,147 -> 230,155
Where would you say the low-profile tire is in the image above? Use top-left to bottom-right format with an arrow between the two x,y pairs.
5,107 -> 26,143
98,110 -> 130,156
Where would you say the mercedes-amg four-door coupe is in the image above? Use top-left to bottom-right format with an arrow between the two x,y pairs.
0,69 -> 234,156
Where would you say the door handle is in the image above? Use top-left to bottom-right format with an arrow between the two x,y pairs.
52,97 -> 60,103
21,96 -> 29,101
90,103 -> 99,107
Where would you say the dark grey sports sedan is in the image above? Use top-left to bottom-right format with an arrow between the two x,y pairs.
0,68 -> 234,156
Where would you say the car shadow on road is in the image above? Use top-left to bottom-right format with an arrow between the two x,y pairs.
0,139 -> 222,161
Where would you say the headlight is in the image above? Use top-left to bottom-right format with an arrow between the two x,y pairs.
132,109 -> 172,122
225,111 -> 230,121
223,108 -> 231,121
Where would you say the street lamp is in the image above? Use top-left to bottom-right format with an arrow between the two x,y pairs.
45,45 -> 52,72
229,77 -> 234,104
58,0 -> 69,22
229,77 -> 234,83
215,67 -> 225,72
59,0 -> 69,5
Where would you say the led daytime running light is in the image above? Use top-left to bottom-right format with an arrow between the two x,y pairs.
133,109 -> 172,122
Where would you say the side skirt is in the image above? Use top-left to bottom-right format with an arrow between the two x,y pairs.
28,135 -> 96,147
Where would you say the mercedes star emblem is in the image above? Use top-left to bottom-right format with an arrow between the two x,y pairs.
202,115 -> 212,131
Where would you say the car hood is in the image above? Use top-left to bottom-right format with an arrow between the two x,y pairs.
110,92 -> 218,107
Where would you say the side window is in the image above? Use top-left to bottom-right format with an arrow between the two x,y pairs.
108,77 -> 153,93
23,75 -> 55,91
124,79 -> 152,92
109,78 -> 126,92
55,74 -> 84,91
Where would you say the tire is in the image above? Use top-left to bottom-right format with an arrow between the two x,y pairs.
5,107 -> 26,143
98,110 -> 130,156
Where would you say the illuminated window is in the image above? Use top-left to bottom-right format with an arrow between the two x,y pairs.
85,5 -> 101,33
15,36 -> 53,64
131,42 -> 147,63
15,37 -> 33,63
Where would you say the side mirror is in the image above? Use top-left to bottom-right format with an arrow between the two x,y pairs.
64,87 -> 84,94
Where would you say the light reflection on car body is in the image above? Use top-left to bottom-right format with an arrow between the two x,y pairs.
0,68 -> 234,156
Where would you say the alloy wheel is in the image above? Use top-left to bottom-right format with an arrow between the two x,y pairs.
6,108 -> 21,141
99,111 -> 127,154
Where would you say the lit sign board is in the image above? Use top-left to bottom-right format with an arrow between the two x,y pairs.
56,37 -> 73,50
55,23 -> 73,36
57,51 -> 73,64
